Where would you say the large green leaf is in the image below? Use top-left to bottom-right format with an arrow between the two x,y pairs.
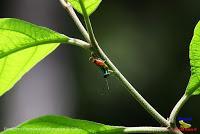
0,18 -> 69,96
186,21 -> 200,95
67,0 -> 102,16
1,115 -> 124,134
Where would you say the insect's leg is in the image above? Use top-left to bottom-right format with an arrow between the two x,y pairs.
108,69 -> 114,73
105,78 -> 110,91
89,52 -> 98,62
99,68 -> 110,78
103,69 -> 110,78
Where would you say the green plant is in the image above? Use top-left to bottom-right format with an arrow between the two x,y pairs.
0,0 -> 199,134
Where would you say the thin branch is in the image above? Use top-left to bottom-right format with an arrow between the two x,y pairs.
78,0 -> 98,50
78,0 -> 170,127
59,0 -> 90,42
169,93 -> 190,127
59,1 -> 184,133
124,127 -> 171,133
101,49 -> 170,127
68,37 -> 90,49
124,127 -> 184,134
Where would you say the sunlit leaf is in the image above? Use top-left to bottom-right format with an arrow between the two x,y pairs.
67,0 -> 102,16
186,21 -> 200,95
0,18 -> 69,96
1,115 -> 124,134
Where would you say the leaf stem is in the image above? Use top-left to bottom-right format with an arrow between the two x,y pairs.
169,93 -> 190,127
124,127 -> 172,133
78,0 -> 98,51
77,0 -> 170,127
123,126 -> 183,134
0,37 -> 89,59
59,0 -> 90,42
124,127 -> 184,134
68,37 -> 90,49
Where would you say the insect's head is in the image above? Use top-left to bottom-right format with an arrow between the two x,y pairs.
89,57 -> 95,63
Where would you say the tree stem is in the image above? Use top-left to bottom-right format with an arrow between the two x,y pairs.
169,94 -> 190,127
124,127 -> 171,133
60,1 -> 185,133
124,127 -> 184,134
78,0 -> 98,51
78,0 -> 170,127
68,37 -> 90,49
59,0 -> 90,42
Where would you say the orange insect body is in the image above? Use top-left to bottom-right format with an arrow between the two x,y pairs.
90,57 -> 110,78
93,59 -> 108,68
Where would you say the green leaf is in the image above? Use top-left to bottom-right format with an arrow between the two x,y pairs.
0,18 -> 69,96
186,21 -> 200,95
67,0 -> 102,16
1,115 -> 124,134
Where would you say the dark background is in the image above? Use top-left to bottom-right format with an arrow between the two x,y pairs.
0,0 -> 199,132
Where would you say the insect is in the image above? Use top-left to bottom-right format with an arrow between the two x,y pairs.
89,57 -> 110,78
89,56 -> 113,92
179,120 -> 191,128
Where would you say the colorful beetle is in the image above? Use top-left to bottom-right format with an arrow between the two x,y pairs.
89,57 -> 110,78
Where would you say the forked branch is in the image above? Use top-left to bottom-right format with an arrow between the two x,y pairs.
59,0 -> 186,134
169,94 -> 190,127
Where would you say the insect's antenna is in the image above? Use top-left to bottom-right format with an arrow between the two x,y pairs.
105,78 -> 110,92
